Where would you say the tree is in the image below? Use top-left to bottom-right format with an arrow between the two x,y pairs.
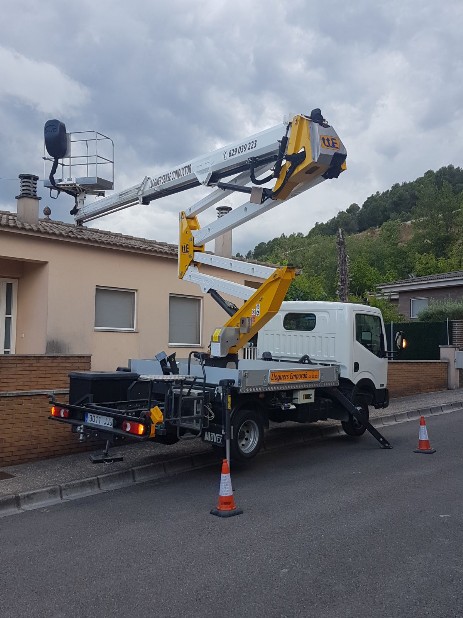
336,228 -> 349,302
286,274 -> 329,301
366,296 -> 405,322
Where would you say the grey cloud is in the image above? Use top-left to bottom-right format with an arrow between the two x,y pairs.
0,0 -> 462,253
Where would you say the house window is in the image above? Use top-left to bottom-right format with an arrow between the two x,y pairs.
95,287 -> 136,330
283,313 -> 316,331
0,279 -> 17,354
169,295 -> 201,345
410,298 -> 429,319
355,313 -> 384,357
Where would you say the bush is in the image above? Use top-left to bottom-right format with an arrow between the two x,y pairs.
417,299 -> 463,321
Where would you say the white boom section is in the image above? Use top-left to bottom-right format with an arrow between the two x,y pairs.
187,253 -> 277,300
183,266 -> 256,300
192,253 -> 276,279
74,123 -> 287,223
180,172 -> 323,300
184,163 -> 274,218
190,173 -> 325,246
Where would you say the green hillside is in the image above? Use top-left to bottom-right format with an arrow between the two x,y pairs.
240,165 -> 463,317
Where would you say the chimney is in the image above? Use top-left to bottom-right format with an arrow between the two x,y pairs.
214,204 -> 232,258
16,174 -> 41,225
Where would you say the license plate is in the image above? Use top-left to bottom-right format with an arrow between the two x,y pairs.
85,412 -> 114,428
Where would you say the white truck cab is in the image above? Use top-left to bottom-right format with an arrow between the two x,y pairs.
256,301 -> 389,408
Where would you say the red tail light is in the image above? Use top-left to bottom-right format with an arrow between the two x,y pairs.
51,406 -> 70,419
121,420 -> 145,436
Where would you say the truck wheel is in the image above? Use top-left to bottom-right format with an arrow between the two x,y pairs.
341,402 -> 369,437
231,408 -> 264,462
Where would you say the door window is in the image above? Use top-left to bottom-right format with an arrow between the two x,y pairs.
355,313 -> 384,357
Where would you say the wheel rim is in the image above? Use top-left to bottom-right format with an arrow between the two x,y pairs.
237,419 -> 259,454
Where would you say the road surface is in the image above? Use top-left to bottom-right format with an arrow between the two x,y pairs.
1,411 -> 462,617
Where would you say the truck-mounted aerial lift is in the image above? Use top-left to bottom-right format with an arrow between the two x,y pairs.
45,109 -> 392,462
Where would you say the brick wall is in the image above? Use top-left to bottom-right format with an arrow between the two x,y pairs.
0,355 -> 92,467
387,360 -> 448,397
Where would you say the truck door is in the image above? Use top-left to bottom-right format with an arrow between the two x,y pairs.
353,312 -> 388,389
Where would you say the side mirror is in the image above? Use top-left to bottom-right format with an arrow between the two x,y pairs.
395,331 -> 407,350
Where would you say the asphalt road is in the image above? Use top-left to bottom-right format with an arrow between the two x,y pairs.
1,411 -> 462,618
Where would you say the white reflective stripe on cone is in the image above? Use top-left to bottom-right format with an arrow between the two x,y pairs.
219,473 -> 233,497
419,426 -> 429,440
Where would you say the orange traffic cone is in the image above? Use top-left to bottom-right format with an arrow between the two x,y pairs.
210,459 -> 243,518
414,416 -> 436,454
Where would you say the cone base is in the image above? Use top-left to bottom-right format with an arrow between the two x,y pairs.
414,448 -> 436,454
210,507 -> 243,518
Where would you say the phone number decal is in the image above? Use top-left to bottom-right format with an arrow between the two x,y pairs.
223,139 -> 257,160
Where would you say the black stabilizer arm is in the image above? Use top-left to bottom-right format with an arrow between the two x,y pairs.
327,387 -> 393,449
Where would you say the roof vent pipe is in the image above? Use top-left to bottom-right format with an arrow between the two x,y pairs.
16,173 -> 41,225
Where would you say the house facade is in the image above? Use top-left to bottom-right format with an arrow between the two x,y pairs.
0,200 -> 262,370
377,271 -> 463,319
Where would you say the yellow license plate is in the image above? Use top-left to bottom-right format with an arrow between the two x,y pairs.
269,369 -> 320,384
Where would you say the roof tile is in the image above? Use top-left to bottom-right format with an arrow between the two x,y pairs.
0,210 -> 177,258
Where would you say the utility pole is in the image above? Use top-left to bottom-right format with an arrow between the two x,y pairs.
336,227 -> 349,302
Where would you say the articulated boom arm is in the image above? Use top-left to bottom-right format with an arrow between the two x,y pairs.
177,111 -> 346,357
69,110 -> 346,358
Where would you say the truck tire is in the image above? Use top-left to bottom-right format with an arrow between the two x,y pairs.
231,408 -> 264,462
341,401 -> 369,437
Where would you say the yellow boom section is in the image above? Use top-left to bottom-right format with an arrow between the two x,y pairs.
178,211 -> 203,279
210,266 -> 296,356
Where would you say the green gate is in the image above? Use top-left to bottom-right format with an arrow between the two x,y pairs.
385,321 -> 449,360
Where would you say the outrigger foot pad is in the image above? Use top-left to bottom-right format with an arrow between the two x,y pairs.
90,453 -> 124,464
90,439 -> 123,464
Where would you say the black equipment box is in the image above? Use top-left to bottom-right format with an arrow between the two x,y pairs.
68,371 -> 141,405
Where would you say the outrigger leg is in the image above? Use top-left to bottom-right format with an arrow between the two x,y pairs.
90,439 -> 124,464
328,388 -> 393,449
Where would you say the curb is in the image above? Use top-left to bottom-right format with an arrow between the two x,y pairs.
0,449 -> 223,518
1,401 -> 462,518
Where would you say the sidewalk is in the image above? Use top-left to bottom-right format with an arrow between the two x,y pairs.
1,388 -> 462,516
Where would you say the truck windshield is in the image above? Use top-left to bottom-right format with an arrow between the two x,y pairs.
355,314 -> 384,357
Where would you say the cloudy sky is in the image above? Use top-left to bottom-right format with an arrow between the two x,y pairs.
1,0 -> 462,254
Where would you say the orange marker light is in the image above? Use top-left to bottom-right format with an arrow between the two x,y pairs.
51,406 -> 70,418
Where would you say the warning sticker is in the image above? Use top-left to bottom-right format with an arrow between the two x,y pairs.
269,369 -> 320,383
212,328 -> 222,343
